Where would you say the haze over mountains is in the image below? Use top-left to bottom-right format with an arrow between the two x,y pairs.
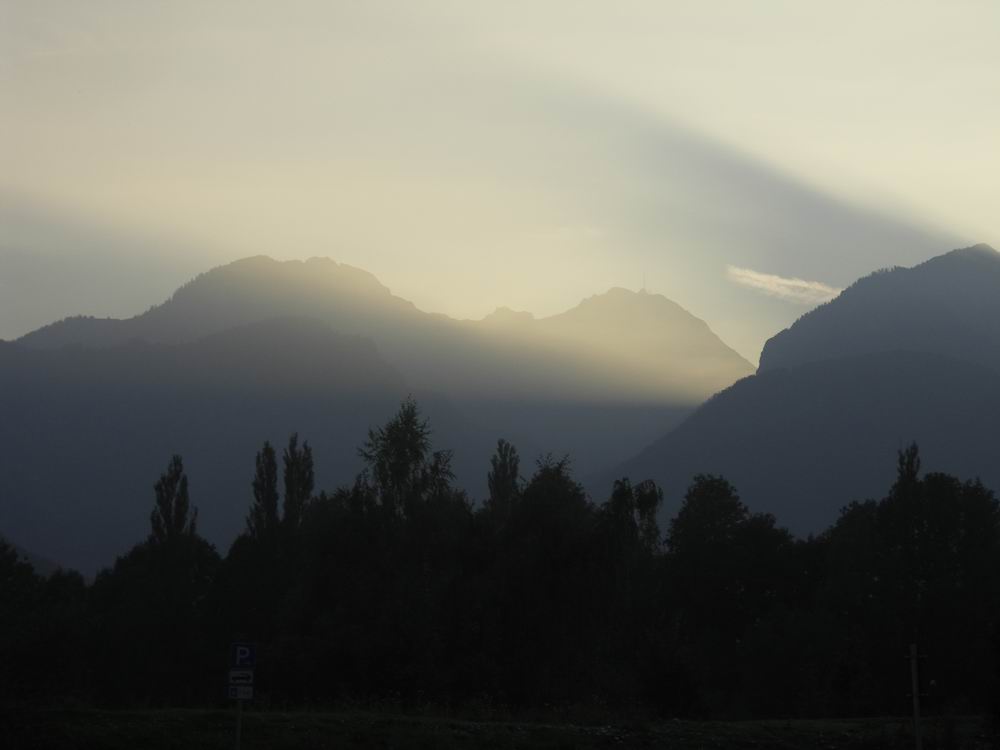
18,256 -> 752,402
6,244 -> 1000,573
1,257 -> 751,572
613,244 -> 1000,533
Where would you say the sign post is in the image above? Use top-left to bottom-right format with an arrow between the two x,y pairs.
229,642 -> 256,750
907,643 -> 925,750
235,695 -> 243,750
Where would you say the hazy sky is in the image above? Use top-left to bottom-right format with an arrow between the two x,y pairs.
2,1 -> 997,360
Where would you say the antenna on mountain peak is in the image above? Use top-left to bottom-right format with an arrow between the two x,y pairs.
641,272 -> 647,294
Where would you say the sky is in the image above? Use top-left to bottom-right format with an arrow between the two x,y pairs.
2,1 -> 997,361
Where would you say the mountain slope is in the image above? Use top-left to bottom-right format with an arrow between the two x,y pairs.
481,287 -> 754,401
16,256 -> 420,350
609,244 -> 1000,533
759,243 -> 1000,373
5,252 -> 758,571
0,318 -> 501,573
8,258 -> 753,517
610,350 -> 1000,533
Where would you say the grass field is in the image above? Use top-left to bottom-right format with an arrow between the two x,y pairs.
2,708 -> 994,749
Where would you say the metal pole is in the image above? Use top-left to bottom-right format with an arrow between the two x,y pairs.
235,698 -> 243,750
909,643 -> 922,750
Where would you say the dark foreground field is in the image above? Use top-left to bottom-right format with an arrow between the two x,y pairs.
2,709 -> 995,750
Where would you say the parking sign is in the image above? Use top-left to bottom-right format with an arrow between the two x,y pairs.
230,642 -> 256,668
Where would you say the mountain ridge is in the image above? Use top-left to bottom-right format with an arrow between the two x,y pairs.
607,348 -> 1000,534
607,242 -> 1000,534
17,255 -> 755,403
759,243 -> 1000,372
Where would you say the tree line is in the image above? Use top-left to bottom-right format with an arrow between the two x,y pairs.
2,398 -> 1000,719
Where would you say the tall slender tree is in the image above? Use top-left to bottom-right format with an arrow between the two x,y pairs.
283,433 -> 314,531
487,438 -> 521,520
247,441 -> 280,542
149,454 -> 198,544
892,441 -> 922,500
633,479 -> 664,553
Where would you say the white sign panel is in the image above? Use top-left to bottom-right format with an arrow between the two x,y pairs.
229,669 -> 254,686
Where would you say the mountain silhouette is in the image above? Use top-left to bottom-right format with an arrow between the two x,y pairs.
3,259 -> 752,572
609,244 -> 1000,533
13,255 -> 752,478
0,318 -> 424,572
18,256 -> 753,402
488,287 -> 753,400
16,256 -> 418,350
760,243 -> 1000,372
610,350 -> 1000,533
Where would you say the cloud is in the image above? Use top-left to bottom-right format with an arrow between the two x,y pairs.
726,265 -> 842,305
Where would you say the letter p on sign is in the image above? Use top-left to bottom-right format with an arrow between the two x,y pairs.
231,642 -> 256,668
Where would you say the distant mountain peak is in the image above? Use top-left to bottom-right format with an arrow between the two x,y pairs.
922,242 -> 999,267
957,242 -> 996,254
590,286 -> 654,299
169,255 -> 395,303
16,255 -> 416,350
576,286 -> 676,309
480,306 -> 535,325
560,286 -> 711,331
759,243 -> 1000,373
532,286 -> 755,390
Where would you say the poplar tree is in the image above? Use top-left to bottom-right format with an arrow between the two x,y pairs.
282,433 -> 314,531
150,455 -> 198,544
246,441 -> 280,542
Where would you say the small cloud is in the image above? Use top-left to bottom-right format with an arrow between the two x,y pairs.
727,265 -> 842,305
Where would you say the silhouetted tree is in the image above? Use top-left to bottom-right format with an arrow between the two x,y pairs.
246,441 -> 280,543
282,433 -> 314,531
589,478 -> 667,703
603,477 -> 663,554
667,474 -> 747,556
90,456 -> 219,704
817,446 -> 1000,715
358,397 -> 454,517
666,474 -> 801,715
150,455 -> 197,544
15,407 -> 1000,725
486,438 -> 521,520
892,441 -> 922,504
0,540 -> 41,702
492,455 -> 598,704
